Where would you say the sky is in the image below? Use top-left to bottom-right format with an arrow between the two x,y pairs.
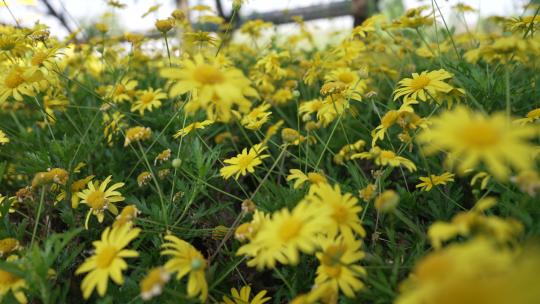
0,0 -> 531,38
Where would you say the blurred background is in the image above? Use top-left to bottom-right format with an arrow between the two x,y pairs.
0,0 -> 534,39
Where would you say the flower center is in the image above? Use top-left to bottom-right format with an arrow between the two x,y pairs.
279,217 -> 302,242
237,154 -> 255,170
338,72 -> 355,84
4,71 -> 24,88
321,244 -> 346,266
193,64 -> 224,85
87,190 -> 107,210
140,92 -> 155,104
114,84 -> 126,95
31,51 -> 48,66
331,204 -> 349,223
96,246 -> 118,268
457,121 -> 500,149
411,75 -> 431,91
379,150 -> 396,160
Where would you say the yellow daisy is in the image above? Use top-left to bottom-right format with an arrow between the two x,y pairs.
160,54 -> 258,122
222,285 -> 271,304
0,256 -> 27,303
220,144 -> 269,180
173,119 -> 213,139
237,200 -> 331,269
161,235 -> 208,301
416,172 -> 455,191
307,183 -> 366,238
0,129 -> 9,145
76,224 -> 140,299
418,106 -> 538,179
77,176 -> 125,228
315,235 -> 366,298
139,267 -> 170,301
393,69 -> 454,102
131,88 -> 167,115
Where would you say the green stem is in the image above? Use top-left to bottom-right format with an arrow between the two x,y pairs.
31,187 -> 46,247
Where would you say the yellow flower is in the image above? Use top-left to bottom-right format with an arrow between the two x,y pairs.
358,183 -> 376,202
173,120 -> 213,139
103,111 -> 127,145
55,175 -> 94,208
241,103 -> 272,130
315,235 -> 366,298
161,235 -> 208,301
352,147 -> 417,172
393,69 -> 454,102
160,54 -> 258,122
511,170 -> 540,196
220,144 -> 269,180
237,200 -> 331,269
286,169 -> 327,189
416,172 -> 455,191
307,183 -> 366,238
139,267 -> 170,301
396,238 -> 540,304
0,238 -> 21,257
0,66 -> 39,103
104,78 -> 138,103
427,197 -> 523,249
154,149 -> 171,165
77,176 -> 125,228
0,129 -> 9,145
222,285 -> 271,304
76,224 -> 141,299
418,106 -> 538,179
131,88 -> 167,115
513,107 -> 540,125
124,126 -> 152,147
374,190 -> 399,213
0,256 -> 27,303
155,18 -> 175,33
113,205 -> 139,228
137,171 -> 152,187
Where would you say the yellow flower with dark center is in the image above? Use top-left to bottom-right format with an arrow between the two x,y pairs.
222,285 -> 271,304
77,176 -> 125,228
220,144 -> 269,180
418,106 -> 537,179
416,172 -> 455,191
131,88 -> 167,115
315,235 -> 366,298
161,235 -> 208,301
76,224 -> 141,299
394,69 -> 454,102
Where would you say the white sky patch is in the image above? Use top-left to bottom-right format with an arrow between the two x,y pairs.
0,0 -> 530,38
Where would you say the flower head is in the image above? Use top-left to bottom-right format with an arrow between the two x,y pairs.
76,224 -> 141,299
220,144 -> 269,180
418,106 -> 538,179
77,176 -> 125,228
161,235 -> 208,301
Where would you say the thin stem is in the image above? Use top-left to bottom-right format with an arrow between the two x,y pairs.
163,33 -> 172,67
31,187 -> 46,247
